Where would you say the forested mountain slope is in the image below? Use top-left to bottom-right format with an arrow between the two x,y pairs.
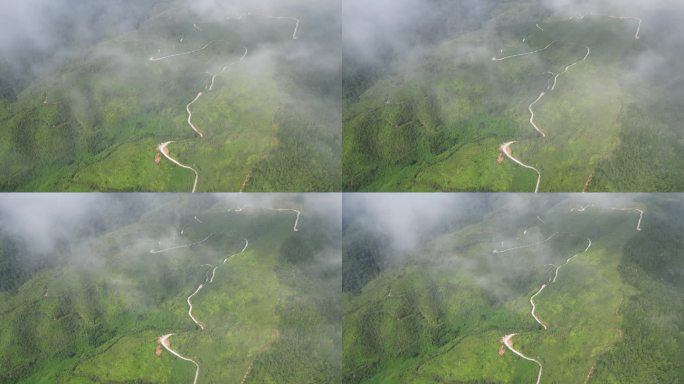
343,0 -> 684,192
342,194 -> 684,383
0,194 -> 341,383
0,0 -> 340,191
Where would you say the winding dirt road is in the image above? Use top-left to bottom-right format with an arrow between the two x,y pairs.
268,208 -> 301,231
530,284 -> 548,329
606,16 -> 642,39
552,238 -> 591,283
264,15 -> 300,39
493,232 -> 557,254
492,41 -> 557,62
499,141 -> 542,193
186,92 -> 205,138
149,41 -> 215,62
157,141 -> 199,193
609,208 -> 644,231
150,232 -> 216,254
187,284 -> 206,330
159,334 -> 200,384
502,334 -> 543,384
528,92 -> 547,137
551,47 -> 591,91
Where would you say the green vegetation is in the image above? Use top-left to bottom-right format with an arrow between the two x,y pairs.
342,195 -> 684,383
0,196 -> 341,383
0,0 -> 340,191
343,0 -> 683,191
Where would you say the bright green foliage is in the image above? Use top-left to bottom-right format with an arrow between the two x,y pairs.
0,0 -> 339,192
343,195 -> 684,383
343,0 -> 681,192
0,199 -> 341,383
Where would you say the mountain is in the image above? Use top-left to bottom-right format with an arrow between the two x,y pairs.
0,194 -> 341,383
342,194 -> 684,383
343,0 -> 684,192
0,0 -> 340,192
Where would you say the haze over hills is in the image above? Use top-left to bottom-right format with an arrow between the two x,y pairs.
0,0 -> 341,192
0,193 -> 341,383
342,193 -> 684,383
343,0 -> 684,192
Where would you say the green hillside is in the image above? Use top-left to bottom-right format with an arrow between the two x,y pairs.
342,195 -> 684,383
0,0 -> 340,192
0,195 -> 341,383
343,0 -> 684,191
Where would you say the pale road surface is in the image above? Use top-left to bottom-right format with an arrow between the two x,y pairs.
149,41 -> 215,61
265,15 -> 300,39
492,41 -> 557,61
186,92 -> 204,138
530,284 -> 548,329
610,208 -> 644,231
150,232 -> 216,253
269,208 -> 301,231
187,284 -> 205,330
552,238 -> 592,282
606,16 -> 642,39
157,141 -> 199,193
493,232 -> 557,254
502,334 -> 543,384
159,334 -> 200,384
500,141 -> 542,193
551,47 -> 591,91
528,92 -> 547,137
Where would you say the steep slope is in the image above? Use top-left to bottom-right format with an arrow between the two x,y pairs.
0,196 -> 341,383
342,195 -> 684,383
0,0 -> 340,192
343,0 -> 684,192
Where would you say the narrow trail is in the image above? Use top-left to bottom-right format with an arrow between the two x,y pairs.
606,16 -> 642,39
150,232 -> 216,254
529,284 -> 548,329
264,15 -> 300,39
159,334 -> 200,384
187,284 -> 205,330
572,204 -> 644,231
552,238 -> 592,283
609,208 -> 644,231
492,41 -> 557,61
493,232 -> 557,254
528,92 -> 547,137
268,208 -> 301,231
502,334 -> 543,384
550,47 -> 591,91
536,23 -> 544,32
186,92 -> 205,138
499,141 -> 542,193
149,41 -> 215,62
156,141 -> 199,193
536,216 -> 545,224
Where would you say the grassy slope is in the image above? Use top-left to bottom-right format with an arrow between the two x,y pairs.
342,202 -> 657,383
0,1 -> 339,192
343,3 -> 649,192
0,205 -> 340,383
